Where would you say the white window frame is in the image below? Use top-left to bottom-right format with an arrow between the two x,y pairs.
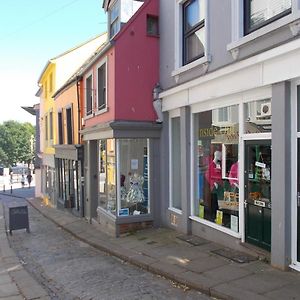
169,109 -> 182,214
173,0 -> 210,77
109,0 -> 121,39
228,0 -> 300,52
95,57 -> 108,115
116,138 -> 151,217
84,70 -> 94,119
291,79 -> 300,272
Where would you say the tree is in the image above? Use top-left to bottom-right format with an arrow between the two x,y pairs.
0,121 -> 35,167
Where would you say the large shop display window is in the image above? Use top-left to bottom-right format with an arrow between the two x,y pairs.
119,139 -> 150,216
171,117 -> 182,210
194,105 -> 239,231
99,139 -> 117,215
98,139 -> 150,217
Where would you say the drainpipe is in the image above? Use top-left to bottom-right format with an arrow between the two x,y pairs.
76,76 -> 83,144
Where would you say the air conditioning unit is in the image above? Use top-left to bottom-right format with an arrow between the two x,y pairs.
260,102 -> 271,117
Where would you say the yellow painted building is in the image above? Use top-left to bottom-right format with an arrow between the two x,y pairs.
36,33 -> 108,206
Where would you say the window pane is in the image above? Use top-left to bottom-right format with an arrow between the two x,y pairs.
249,0 -> 291,29
98,64 -> 106,110
171,117 -> 181,210
185,0 -> 199,30
86,75 -> 93,115
185,27 -> 205,63
194,105 -> 239,231
184,0 -> 205,31
119,139 -> 149,216
244,99 -> 272,134
99,139 -> 116,215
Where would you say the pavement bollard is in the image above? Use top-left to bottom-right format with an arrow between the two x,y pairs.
3,185 -> 5,192
10,185 -> 12,194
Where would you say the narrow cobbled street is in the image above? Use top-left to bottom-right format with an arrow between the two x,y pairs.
1,191 -> 210,300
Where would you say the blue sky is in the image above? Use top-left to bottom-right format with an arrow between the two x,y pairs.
0,0 -> 107,124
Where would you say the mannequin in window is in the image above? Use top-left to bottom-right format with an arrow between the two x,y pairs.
229,161 -> 239,189
205,150 -> 223,221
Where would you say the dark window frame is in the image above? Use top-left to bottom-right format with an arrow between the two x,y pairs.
58,111 -> 64,145
85,74 -> 93,116
66,107 -> 73,145
147,14 -> 159,36
244,0 -> 292,35
182,0 -> 205,66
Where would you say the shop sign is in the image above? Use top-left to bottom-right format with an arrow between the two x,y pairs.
254,200 -> 266,207
119,208 -> 129,216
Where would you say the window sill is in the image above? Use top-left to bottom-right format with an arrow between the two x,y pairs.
171,55 -> 211,77
94,107 -> 108,116
83,113 -> 94,121
168,207 -> 183,215
227,13 -> 300,53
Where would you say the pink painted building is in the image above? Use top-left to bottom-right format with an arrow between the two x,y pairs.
81,0 -> 162,236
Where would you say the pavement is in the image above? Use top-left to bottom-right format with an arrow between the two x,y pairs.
1,187 -> 300,300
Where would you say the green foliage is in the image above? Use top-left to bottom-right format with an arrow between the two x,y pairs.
0,121 -> 35,167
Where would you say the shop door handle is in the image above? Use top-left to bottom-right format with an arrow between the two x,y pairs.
244,200 -> 247,208
297,192 -> 300,207
258,209 -> 262,214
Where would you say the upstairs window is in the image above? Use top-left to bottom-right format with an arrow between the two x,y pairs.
97,62 -> 106,111
49,111 -> 53,141
45,115 -> 48,141
110,0 -> 120,38
58,111 -> 63,144
147,15 -> 159,36
244,0 -> 292,35
66,107 -> 73,144
85,74 -> 93,116
183,0 -> 205,65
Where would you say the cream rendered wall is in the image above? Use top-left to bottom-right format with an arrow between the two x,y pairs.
54,33 -> 107,92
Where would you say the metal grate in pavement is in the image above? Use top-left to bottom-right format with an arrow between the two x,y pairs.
176,235 -> 210,246
211,248 -> 257,264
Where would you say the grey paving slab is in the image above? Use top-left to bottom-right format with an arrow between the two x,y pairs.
183,255 -> 230,273
211,282 -> 270,300
263,283 -> 300,299
202,264 -> 253,282
230,271 -> 291,294
0,274 -> 12,285
174,271 -> 225,292
0,296 -> 25,300
0,282 -> 20,298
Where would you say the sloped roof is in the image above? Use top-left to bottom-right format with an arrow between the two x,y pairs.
37,33 -> 107,84
53,38 -> 111,98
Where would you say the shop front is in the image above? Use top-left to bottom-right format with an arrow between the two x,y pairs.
54,145 -> 84,216
165,87 -> 275,255
41,154 -> 56,207
82,121 -> 161,236
189,97 -> 272,242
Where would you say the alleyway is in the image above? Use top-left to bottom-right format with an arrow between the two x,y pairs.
0,188 -> 209,300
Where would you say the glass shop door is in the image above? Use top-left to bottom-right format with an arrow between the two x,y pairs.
244,140 -> 271,251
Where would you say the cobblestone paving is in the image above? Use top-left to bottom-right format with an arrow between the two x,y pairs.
1,197 -> 211,300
